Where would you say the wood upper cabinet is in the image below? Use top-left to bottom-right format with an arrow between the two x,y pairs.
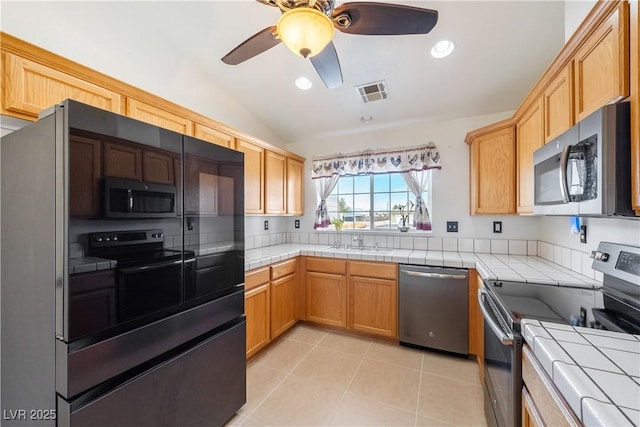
631,0 -> 640,215
69,135 -> 101,218
194,123 -> 234,148
142,150 -> 174,184
516,97 -> 544,215
574,2 -> 629,122
2,52 -> 121,119
468,122 -> 516,215
126,98 -> 193,136
245,267 -> 271,359
348,261 -> 397,338
235,138 -> 264,214
103,142 -> 142,180
286,158 -> 304,216
265,150 -> 287,215
543,65 -> 574,142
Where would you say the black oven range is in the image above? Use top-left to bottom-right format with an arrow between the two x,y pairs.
478,241 -> 640,427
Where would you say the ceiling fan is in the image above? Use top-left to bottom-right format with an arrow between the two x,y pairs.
221,0 -> 438,89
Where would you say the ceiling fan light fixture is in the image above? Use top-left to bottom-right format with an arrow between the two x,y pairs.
276,8 -> 334,59
430,39 -> 455,59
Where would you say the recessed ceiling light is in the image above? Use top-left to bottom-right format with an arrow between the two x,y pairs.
360,115 -> 373,123
295,77 -> 312,90
431,39 -> 455,59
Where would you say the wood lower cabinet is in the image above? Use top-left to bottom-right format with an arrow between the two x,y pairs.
270,259 -> 297,339
348,261 -> 397,338
126,98 -> 192,135
69,270 -> 116,341
245,284 -> 270,358
574,2 -> 629,122
467,121 -> 516,215
306,271 -> 347,328
69,135 -> 101,217
2,51 -> 122,120
286,157 -> 304,216
522,345 -> 581,426
516,97 -> 544,215
245,267 -> 271,359
469,270 -> 484,379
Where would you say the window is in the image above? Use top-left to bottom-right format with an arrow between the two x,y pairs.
325,173 -> 431,230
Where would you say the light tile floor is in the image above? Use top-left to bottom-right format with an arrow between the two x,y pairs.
226,324 -> 487,427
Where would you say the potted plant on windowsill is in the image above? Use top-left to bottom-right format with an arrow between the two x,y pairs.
331,217 -> 344,247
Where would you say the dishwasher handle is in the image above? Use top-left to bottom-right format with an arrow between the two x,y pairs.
401,270 -> 467,280
478,289 -> 514,346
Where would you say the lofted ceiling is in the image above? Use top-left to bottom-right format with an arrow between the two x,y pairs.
1,1 -> 566,144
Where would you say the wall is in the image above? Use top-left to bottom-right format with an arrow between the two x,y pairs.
564,0 -> 598,42
284,111 -> 542,251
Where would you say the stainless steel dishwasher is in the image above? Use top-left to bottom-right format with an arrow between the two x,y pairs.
398,265 -> 469,355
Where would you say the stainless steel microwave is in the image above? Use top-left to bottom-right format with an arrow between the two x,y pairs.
533,102 -> 632,216
103,177 -> 177,218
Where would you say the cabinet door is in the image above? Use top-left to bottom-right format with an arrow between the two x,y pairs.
2,52 -> 121,119
194,123 -> 234,148
126,98 -> 193,135
349,276 -> 397,338
470,126 -> 516,214
306,271 -> 347,327
265,150 -> 286,215
69,135 -> 101,217
245,283 -> 270,358
235,139 -> 264,214
142,151 -> 174,184
271,273 -> 297,339
103,142 -> 142,180
543,65 -> 574,143
286,158 -> 304,215
574,2 -> 629,121
516,98 -> 543,215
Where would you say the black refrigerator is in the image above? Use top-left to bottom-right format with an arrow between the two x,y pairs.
1,99 -> 246,426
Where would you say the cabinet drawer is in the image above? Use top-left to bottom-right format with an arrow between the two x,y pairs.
305,257 -> 346,274
271,258 -> 297,280
245,267 -> 269,291
349,261 -> 397,280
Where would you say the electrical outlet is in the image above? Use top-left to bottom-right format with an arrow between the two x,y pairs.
294,219 -> 300,229
264,220 -> 269,231
446,221 -> 458,232
493,221 -> 502,233
580,225 -> 587,243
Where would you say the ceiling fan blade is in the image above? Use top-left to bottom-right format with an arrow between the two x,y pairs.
332,2 -> 438,35
221,26 -> 280,65
310,42 -> 343,89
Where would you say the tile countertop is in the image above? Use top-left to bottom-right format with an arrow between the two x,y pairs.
244,243 -> 601,288
521,319 -> 640,426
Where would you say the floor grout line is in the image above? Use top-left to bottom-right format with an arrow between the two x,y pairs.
414,352 -> 425,427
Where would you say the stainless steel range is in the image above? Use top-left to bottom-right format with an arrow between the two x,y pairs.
478,242 -> 640,427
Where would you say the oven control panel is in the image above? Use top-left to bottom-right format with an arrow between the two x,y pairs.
89,229 -> 164,248
592,242 -> 640,283
616,251 -> 640,277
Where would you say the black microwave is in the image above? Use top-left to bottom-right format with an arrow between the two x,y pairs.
103,178 -> 177,218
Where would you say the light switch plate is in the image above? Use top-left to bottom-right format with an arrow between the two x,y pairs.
493,221 -> 502,233
264,220 -> 269,231
294,219 -> 300,229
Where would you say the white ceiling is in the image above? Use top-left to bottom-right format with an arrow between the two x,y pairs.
2,1 -> 566,144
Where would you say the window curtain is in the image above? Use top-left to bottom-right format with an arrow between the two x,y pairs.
311,143 -> 440,179
313,174 -> 340,229
402,170 -> 432,231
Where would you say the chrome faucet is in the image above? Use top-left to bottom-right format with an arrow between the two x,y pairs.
353,234 -> 364,249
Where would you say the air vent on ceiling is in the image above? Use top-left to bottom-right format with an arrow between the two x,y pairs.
356,80 -> 388,103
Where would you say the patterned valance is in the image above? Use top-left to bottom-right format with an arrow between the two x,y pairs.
311,143 -> 441,179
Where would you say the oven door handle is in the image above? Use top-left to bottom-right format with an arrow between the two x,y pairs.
477,289 -> 514,346
559,146 -> 571,203
119,257 -> 195,274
